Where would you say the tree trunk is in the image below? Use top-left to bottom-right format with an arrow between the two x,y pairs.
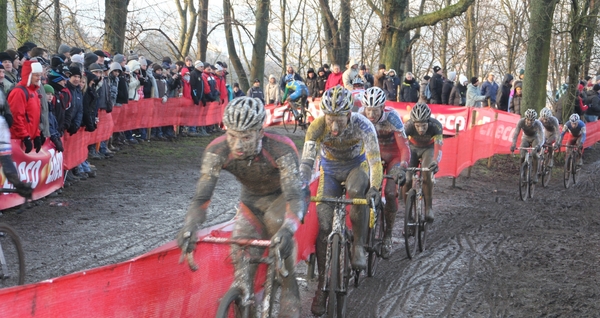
521,0 -> 559,116
53,0 -> 60,53
465,4 -> 478,78
582,0 -> 600,76
196,0 -> 209,61
223,0 -> 248,91
440,0 -> 451,72
318,0 -> 350,66
0,0 -> 7,51
281,0 -> 287,72
104,0 -> 130,54
12,0 -> 39,45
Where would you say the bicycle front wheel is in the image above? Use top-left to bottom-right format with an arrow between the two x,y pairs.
282,109 -> 297,133
572,152 -> 580,185
326,235 -> 341,318
367,205 -> 384,277
215,287 -> 250,318
528,161 -> 536,199
519,161 -> 529,201
542,155 -> 552,188
0,223 -> 25,288
417,196 -> 427,252
564,152 -> 572,189
404,189 -> 418,260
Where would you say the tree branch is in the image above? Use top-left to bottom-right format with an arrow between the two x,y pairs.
393,0 -> 475,32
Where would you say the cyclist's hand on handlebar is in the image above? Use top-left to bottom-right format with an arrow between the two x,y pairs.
272,227 -> 294,259
578,144 -> 584,152
428,160 -> 439,174
390,165 -> 407,186
176,225 -> 198,254
535,145 -> 542,153
510,145 -> 516,153
14,181 -> 33,199
366,186 -> 382,206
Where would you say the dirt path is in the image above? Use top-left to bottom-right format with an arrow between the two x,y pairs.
2,128 -> 599,316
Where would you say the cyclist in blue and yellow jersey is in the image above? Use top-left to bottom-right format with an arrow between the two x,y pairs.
299,85 -> 382,316
359,86 -> 410,258
555,113 -> 586,167
282,74 -> 309,109
510,109 -> 545,183
539,107 -> 560,167
403,103 -> 443,223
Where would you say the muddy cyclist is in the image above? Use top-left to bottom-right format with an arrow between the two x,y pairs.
539,107 -> 560,167
555,113 -> 586,167
510,109 -> 545,183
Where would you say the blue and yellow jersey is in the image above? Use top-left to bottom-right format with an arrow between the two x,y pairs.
283,80 -> 309,101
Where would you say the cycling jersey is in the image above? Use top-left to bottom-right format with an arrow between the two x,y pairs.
557,119 -> 586,146
404,117 -> 443,163
358,106 -> 410,167
511,118 -> 545,148
0,116 -> 11,156
302,113 -> 382,189
540,116 -> 560,144
282,80 -> 309,102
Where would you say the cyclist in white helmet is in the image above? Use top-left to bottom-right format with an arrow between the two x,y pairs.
299,85 -> 382,316
177,97 -> 307,317
510,108 -> 545,183
403,103 -> 443,223
359,86 -> 410,258
539,107 -> 560,167
555,113 -> 586,167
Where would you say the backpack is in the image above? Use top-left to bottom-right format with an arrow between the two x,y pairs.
205,76 -> 220,102
424,82 -> 432,100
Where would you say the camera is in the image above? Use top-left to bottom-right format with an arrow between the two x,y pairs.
129,50 -> 134,55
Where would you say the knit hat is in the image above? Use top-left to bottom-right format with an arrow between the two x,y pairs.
162,56 -> 172,64
471,77 -> 479,85
58,44 -> 71,55
71,54 -> 84,64
519,69 -> 525,75
138,57 -> 147,66
459,75 -> 469,86
24,61 -> 43,86
69,47 -> 83,56
44,84 -> 54,94
0,52 -> 13,62
194,60 -> 204,68
47,69 -> 67,83
69,65 -> 82,77
254,78 -> 260,83
447,71 -> 457,81
0,64 -> 4,70
378,64 -> 386,70
113,54 -> 125,64
88,63 -> 103,73
152,64 -> 162,72
424,75 -> 431,81
93,50 -> 106,58
269,74 -> 276,80
214,64 -> 223,72
51,54 -> 66,68
84,53 -> 99,69
388,69 -> 396,75
109,62 -> 123,74
433,66 -> 441,73
128,53 -> 139,61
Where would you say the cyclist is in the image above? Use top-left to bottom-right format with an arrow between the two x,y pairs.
0,113 -> 33,198
299,85 -> 382,316
359,86 -> 410,258
539,107 -> 560,167
282,74 -> 309,110
510,108 -> 545,183
403,103 -> 443,223
555,113 -> 586,167
176,97 -> 306,317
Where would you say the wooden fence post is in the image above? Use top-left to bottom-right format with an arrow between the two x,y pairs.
467,109 -> 478,178
452,123 -> 459,187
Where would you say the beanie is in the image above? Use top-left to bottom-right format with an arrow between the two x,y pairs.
519,69 -> 525,75
459,75 -> 469,86
162,56 -> 172,64
88,63 -> 103,73
471,77 -> 479,85
138,57 -> 147,66
84,53 -> 99,69
433,66 -> 441,73
447,71 -> 457,81
194,60 -> 204,69
44,84 -> 54,94
594,84 -> 600,92
71,54 -> 84,64
152,64 -> 163,72
27,62 -> 43,86
93,50 -> 107,58
378,64 -> 386,70
424,75 -> 431,81
69,47 -> 83,56
128,53 -> 139,61
58,44 -> 71,55
113,54 -> 125,64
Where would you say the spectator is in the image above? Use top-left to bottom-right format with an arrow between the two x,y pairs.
47,67 -> 70,137
89,62 -> 114,158
316,67 -> 327,97
449,75 -> 469,106
322,63 -> 331,78
374,64 -> 386,88
214,64 -> 228,104
265,74 -> 281,104
190,60 -> 205,105
342,58 -> 359,90
279,65 -> 303,91
441,71 -> 456,105
139,57 -> 158,99
58,44 -> 71,58
480,72 -> 499,108
43,84 -> 63,152
383,69 -> 400,101
0,52 -> 17,93
324,64 -> 343,89
418,75 -> 431,103
584,84 -> 600,122
81,71 -> 99,134
400,72 -> 420,102
0,66 -> 11,126
509,82 -> 523,114
466,77 -> 487,107
65,65 -> 83,136
247,79 -> 265,104
127,60 -> 143,101
305,68 -> 319,99
28,55 -> 51,140
233,83 -> 245,97
429,65 -> 444,104
184,56 -> 194,73
360,65 -> 374,88
7,60 -> 43,153
5,49 -> 22,81
497,74 -> 514,111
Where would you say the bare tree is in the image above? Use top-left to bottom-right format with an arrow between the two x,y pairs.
196,0 -> 209,61
0,0 -> 7,50
174,0 -> 198,59
104,0 -> 130,54
223,0 -> 249,90
319,0 -> 351,66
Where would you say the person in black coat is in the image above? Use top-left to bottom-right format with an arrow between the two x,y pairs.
316,67 -> 327,97
441,71 -> 456,105
429,65 -> 444,104
399,72 -> 420,102
383,69 -> 400,101
496,74 -> 513,111
305,68 -> 319,99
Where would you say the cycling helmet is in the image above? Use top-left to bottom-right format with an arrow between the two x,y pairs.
351,77 -> 364,86
524,108 -> 537,120
361,86 -> 387,108
222,97 -> 266,131
410,103 -> 431,122
540,107 -> 553,119
569,113 -> 580,123
285,74 -> 294,83
320,85 -> 353,115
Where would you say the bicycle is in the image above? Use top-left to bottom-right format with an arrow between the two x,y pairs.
0,188 -> 27,288
180,235 -> 288,318
281,99 -> 313,134
515,147 -> 537,201
311,187 -> 369,318
540,144 -> 553,188
364,176 -> 391,279
562,144 -> 582,189
403,166 -> 431,260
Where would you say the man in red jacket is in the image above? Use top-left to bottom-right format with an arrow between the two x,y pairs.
8,60 -> 43,153
324,64 -> 343,90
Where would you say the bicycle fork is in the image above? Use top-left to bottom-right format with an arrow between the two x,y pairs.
324,207 -> 348,294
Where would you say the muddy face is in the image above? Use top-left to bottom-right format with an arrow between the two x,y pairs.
363,107 -> 383,125
415,122 -> 429,135
226,129 -> 263,159
326,114 -> 350,137
525,118 -> 534,128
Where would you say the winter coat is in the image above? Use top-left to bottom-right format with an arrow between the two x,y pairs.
325,72 -> 344,90
342,68 -> 358,91
216,75 -> 228,103
48,81 -> 70,135
496,74 -> 514,111
153,72 -> 168,99
316,68 -> 327,96
441,80 -> 455,105
65,80 -> 83,134
449,83 -> 468,106
305,69 -> 319,98
374,71 -> 386,89
7,61 -> 41,139
246,87 -> 265,104
399,78 -> 420,102
480,79 -> 499,104
466,83 -> 487,107
82,77 -> 98,132
181,69 -> 192,100
383,75 -> 400,101
116,73 -> 129,105
586,90 -> 600,117
142,69 -> 158,99
265,82 -> 281,104
509,82 -> 523,114
429,73 -> 444,103
418,80 -> 430,103
127,61 -> 142,100
189,69 -> 204,105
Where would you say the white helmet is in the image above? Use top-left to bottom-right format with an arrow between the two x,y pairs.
540,107 -> 553,119
361,87 -> 387,108
524,109 -> 537,120
222,97 -> 266,131
569,113 -> 580,123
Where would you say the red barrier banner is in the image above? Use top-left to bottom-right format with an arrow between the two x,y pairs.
0,140 -> 64,210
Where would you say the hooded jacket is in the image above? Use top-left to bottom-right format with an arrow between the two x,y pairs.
466,83 -> 487,107
265,77 -> 281,104
400,77 -> 420,102
496,74 -> 514,111
441,72 -> 456,105
342,62 -> 358,91
82,72 -> 98,132
108,62 -> 122,106
509,82 -> 522,114
316,68 -> 327,96
383,71 -> 400,101
66,79 -> 83,134
8,60 -> 42,139
305,68 -> 319,98
127,60 -> 142,100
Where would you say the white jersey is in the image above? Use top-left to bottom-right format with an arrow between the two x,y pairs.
0,116 -> 11,156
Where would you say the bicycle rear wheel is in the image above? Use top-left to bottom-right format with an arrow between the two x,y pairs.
367,205 -> 384,277
326,235 -> 341,318
528,162 -> 535,199
215,287 -> 250,318
541,154 -> 552,188
0,223 -> 25,288
564,152 -> 572,189
404,189 -> 418,260
417,196 -> 427,252
572,152 -> 580,185
282,109 -> 297,133
519,161 -> 529,201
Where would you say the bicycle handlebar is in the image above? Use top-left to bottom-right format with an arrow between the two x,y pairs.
406,167 -> 431,172
310,196 -> 368,205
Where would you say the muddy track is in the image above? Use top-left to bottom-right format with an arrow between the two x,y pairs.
2,130 -> 599,317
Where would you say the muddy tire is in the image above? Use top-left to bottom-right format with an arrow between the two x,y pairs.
0,223 -> 25,288
282,109 -> 297,133
417,196 -> 427,252
215,287 -> 249,318
541,154 -> 552,188
564,153 -> 572,189
367,205 -> 384,277
404,189 -> 418,260
519,161 -> 529,201
326,235 -> 341,318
